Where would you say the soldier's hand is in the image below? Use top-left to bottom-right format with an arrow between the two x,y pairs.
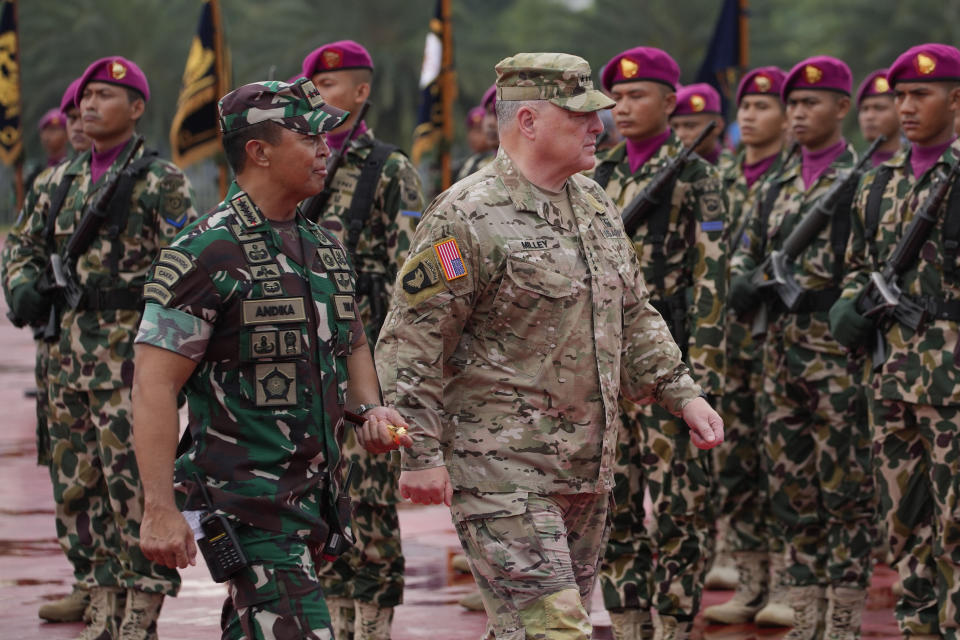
681,396 -> 724,450
399,466 -> 453,507
356,406 -> 414,454
140,504 -> 197,570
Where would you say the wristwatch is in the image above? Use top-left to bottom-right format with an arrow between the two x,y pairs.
355,403 -> 379,417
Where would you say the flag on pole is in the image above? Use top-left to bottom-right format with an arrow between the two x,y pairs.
412,0 -> 455,199
695,0 -> 748,118
0,0 -> 22,167
170,0 -> 230,168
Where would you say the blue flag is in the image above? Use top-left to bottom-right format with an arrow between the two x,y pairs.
695,0 -> 743,118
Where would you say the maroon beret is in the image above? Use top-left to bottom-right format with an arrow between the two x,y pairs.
888,43 -> 960,86
60,77 -> 82,115
856,69 -> 893,108
781,56 -> 852,101
736,66 -> 785,106
673,83 -> 722,116
481,83 -> 496,112
38,108 -> 65,131
76,56 -> 150,104
302,40 -> 374,77
602,47 -> 680,92
466,106 -> 485,128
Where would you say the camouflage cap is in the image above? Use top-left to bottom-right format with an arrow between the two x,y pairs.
218,78 -> 348,136
495,52 -> 614,113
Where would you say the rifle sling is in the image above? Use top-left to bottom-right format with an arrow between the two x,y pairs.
943,169 -> 960,279
593,157 -> 618,190
864,166 -> 895,270
828,182 -> 859,285
105,151 -> 159,278
345,141 -> 397,257
43,174 -> 79,253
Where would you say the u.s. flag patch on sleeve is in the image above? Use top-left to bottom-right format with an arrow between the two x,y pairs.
434,237 -> 467,281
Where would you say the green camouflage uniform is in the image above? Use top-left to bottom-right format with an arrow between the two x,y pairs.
839,140 -> 960,637
3,137 -> 195,595
455,150 -> 496,182
591,133 -> 726,622
716,149 -> 785,553
730,143 -> 875,589
312,128 -> 424,609
376,142 -> 704,639
136,181 -> 365,639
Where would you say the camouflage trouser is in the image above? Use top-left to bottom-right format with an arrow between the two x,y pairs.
223,528 -> 332,640
314,427 -> 404,607
600,403 -> 713,621
760,345 -> 875,588
452,491 -> 609,640
48,383 -> 180,594
34,338 -> 51,466
869,398 -> 960,639
715,356 -> 768,552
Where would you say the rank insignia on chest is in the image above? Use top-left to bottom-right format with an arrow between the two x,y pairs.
255,363 -> 297,406
242,297 -> 307,325
242,241 -> 272,264
231,193 -> 264,228
434,237 -> 467,281
333,294 -> 356,320
230,222 -> 261,243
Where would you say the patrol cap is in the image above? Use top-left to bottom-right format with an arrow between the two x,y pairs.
673,83 -> 722,116
601,46 -> 680,92
466,106 -> 485,128
38,108 -> 65,131
76,56 -> 150,104
495,52 -> 614,113
781,56 -> 852,101
60,77 -> 82,114
887,44 -> 960,86
302,40 -> 374,77
481,83 -> 497,112
736,66 -> 786,106
856,69 -> 893,108
218,78 -> 348,136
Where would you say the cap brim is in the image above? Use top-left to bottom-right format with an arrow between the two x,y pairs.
276,103 -> 349,135
552,89 -> 616,112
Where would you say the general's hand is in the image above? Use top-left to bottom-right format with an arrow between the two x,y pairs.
355,406 -> 413,453
140,504 -> 197,569
399,466 -> 453,506
681,396 -> 724,450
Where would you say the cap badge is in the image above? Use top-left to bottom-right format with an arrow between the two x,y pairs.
620,57 -> 639,79
754,75 -> 771,92
110,61 -> 127,80
300,80 -> 325,109
874,76 -> 890,93
915,53 -> 936,75
804,65 -> 823,84
321,49 -> 343,70
690,94 -> 706,112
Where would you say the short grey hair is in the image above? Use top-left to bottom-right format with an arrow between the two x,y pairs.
496,99 -> 541,130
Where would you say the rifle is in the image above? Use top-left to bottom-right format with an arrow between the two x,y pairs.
854,158 -> 960,370
621,120 -> 717,237
747,136 -> 885,336
302,101 -> 371,222
42,137 -> 145,340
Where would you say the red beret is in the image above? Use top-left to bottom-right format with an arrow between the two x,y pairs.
481,83 -> 496,112
302,40 -> 374,77
856,69 -> 893,108
602,47 -> 680,92
736,66 -> 785,106
60,77 -> 82,115
887,43 -> 960,86
76,56 -> 150,104
781,56 -> 852,101
673,83 -> 722,116
38,108 -> 65,131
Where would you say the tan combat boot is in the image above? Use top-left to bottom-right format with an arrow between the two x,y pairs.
118,589 -> 164,640
458,589 -> 485,611
782,585 -> 826,640
754,551 -> 794,627
704,518 -> 739,590
76,586 -> 123,640
653,614 -> 692,640
355,601 -> 394,640
39,583 -> 91,623
326,596 -> 356,640
703,551 -> 769,624
824,586 -> 867,640
608,608 -> 654,640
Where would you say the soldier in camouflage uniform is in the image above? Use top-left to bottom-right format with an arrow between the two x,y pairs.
588,46 -> 726,640
376,52 -> 724,640
1,75 -> 93,625
670,82 -> 733,170
729,56 -> 875,640
300,40 -> 424,640
856,69 -> 902,168
456,106 -> 496,182
2,57 -> 198,639
830,43 -> 960,640
703,66 -> 793,626
133,78 -> 412,640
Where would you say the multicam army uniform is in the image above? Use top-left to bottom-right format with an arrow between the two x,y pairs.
136,183 -> 365,639
840,140 -> 960,637
376,148 -> 704,639
590,133 -> 726,622
730,144 -> 875,590
3,137 -> 195,595
313,128 -> 423,609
